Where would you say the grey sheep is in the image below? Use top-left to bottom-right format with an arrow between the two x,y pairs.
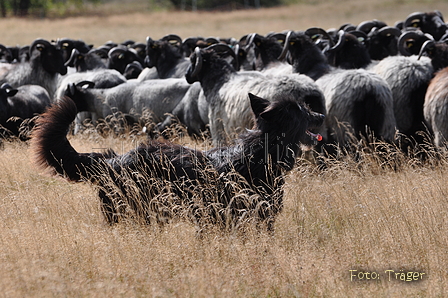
279,30 -> 397,149
64,78 -> 193,130
0,39 -> 67,99
185,44 -> 326,146
0,83 -> 51,139
56,48 -> 127,133
142,35 -> 190,79
156,81 -> 209,137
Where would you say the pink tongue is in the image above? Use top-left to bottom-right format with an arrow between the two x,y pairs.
307,131 -> 323,141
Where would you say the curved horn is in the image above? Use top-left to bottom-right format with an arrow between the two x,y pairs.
189,47 -> 203,80
161,34 -> 182,46
245,33 -> 263,50
205,37 -> 219,46
29,38 -> 51,56
397,30 -> 425,56
206,43 -> 238,69
206,43 -> 237,59
245,33 -> 256,48
377,26 -> 402,37
326,30 -> 346,53
64,48 -> 80,67
108,46 -> 127,59
278,30 -> 293,61
418,39 -> 436,60
356,20 -> 376,33
305,27 -> 334,47
404,11 -> 425,29
267,32 -> 286,46
349,30 -> 368,45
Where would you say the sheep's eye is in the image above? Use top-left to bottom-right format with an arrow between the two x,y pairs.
118,53 -> 124,59
78,55 -> 83,60
290,41 -> 295,46
36,44 -> 44,51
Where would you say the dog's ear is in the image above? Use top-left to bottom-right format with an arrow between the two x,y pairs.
249,93 -> 270,118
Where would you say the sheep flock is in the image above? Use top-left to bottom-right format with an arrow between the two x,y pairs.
1,9 -> 448,160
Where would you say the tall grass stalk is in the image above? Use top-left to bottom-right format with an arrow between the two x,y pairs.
0,131 -> 447,296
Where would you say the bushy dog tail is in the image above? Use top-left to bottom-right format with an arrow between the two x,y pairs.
30,96 -> 108,182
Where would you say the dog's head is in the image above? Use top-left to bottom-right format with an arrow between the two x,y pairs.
248,92 -> 325,148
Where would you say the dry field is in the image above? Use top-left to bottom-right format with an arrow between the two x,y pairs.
2,129 -> 448,297
1,0 -> 448,297
0,0 -> 448,47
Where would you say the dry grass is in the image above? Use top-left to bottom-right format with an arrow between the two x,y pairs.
0,130 -> 448,297
1,0 -> 448,46
1,1 -> 448,296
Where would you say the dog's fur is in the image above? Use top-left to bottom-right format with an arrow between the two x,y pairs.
31,93 -> 324,229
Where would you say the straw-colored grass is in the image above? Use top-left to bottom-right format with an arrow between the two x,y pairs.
0,127 -> 448,297
1,0 -> 448,46
1,1 -> 448,296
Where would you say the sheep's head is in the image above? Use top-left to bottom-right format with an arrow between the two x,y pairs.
63,81 -> 95,113
244,33 -> 285,70
398,30 -> 434,56
30,39 -> 67,76
185,44 -> 238,84
278,31 -> 322,62
144,37 -> 158,68
324,30 -> 371,69
404,11 -> 447,41
185,47 -> 203,84
56,38 -> 91,63
0,44 -> 13,63
0,84 -> 18,120
108,45 -> 140,74
145,35 -> 183,68
418,39 -> 448,71
365,26 -> 401,60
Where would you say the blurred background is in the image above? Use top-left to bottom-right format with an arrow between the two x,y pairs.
1,0 -> 300,18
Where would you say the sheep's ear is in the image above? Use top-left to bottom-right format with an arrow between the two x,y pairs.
1,84 -> 18,97
5,89 -> 18,97
249,93 -> 270,118
76,81 -> 95,89
66,84 -> 76,97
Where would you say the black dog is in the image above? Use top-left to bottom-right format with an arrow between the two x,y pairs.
31,93 -> 324,229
